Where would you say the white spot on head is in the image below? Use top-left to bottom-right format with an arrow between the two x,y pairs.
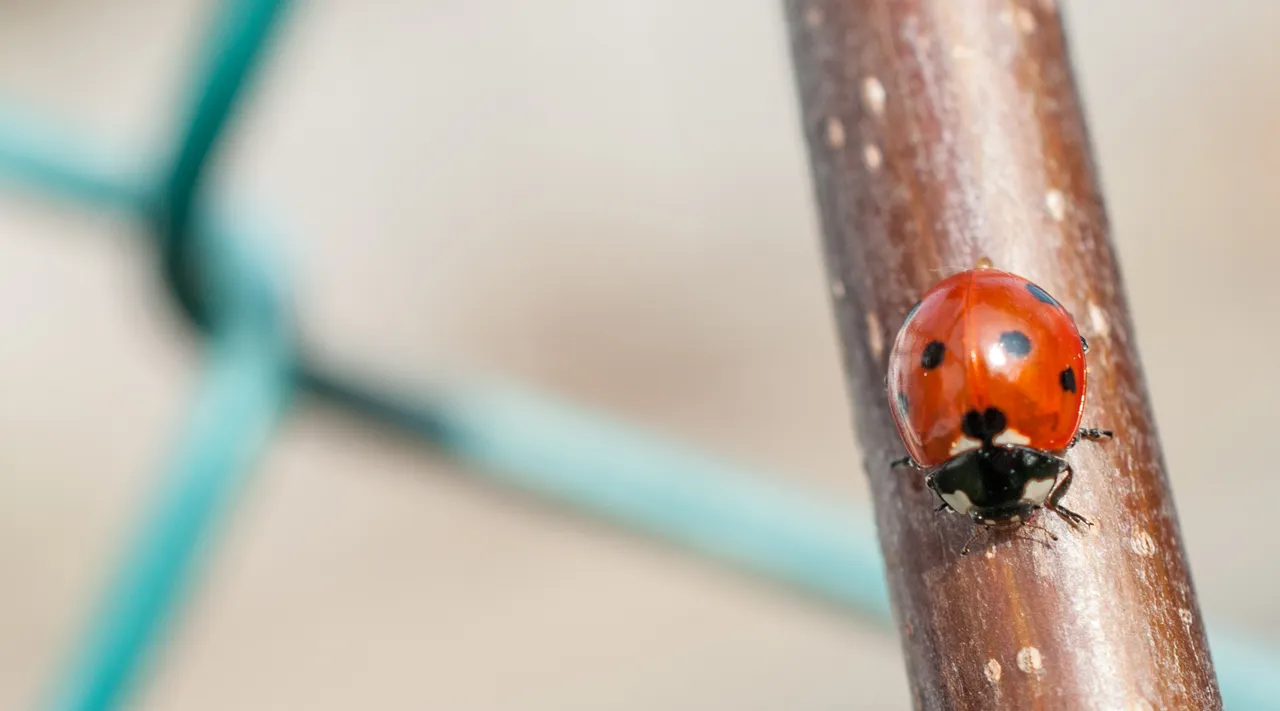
824,117 -> 846,148
1131,529 -> 1157,556
1020,477 -> 1055,505
985,343 -> 1008,367
993,429 -> 1030,446
866,311 -> 884,359
862,77 -> 886,117
1016,8 -> 1037,33
949,435 -> 981,456
862,143 -> 883,171
939,490 -> 973,515
983,519 -> 996,525
1016,646 -> 1043,673
803,5 -> 823,28
1088,301 -> 1110,339
1045,189 -> 1067,221
984,659 -> 1002,683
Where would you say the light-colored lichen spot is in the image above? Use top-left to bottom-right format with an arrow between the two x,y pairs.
1045,189 -> 1066,221
862,143 -> 883,171
1016,646 -> 1043,673
984,546 -> 997,560
985,658 -> 1002,683
861,77 -> 886,117
825,116 -> 846,148
1086,301 -> 1110,340
1131,529 -> 1157,557
1129,698 -> 1155,711
866,311 -> 884,358
1016,8 -> 1037,33
803,5 -> 823,28
1178,608 -> 1194,626
831,278 -> 846,299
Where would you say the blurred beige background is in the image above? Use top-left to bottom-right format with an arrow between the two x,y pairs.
0,1 -> 1277,709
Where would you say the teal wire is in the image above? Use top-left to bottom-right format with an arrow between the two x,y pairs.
0,105 -> 150,212
39,217 -> 295,711
305,368 -> 892,618
158,0 -> 292,328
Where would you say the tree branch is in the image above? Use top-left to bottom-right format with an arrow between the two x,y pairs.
782,1 -> 1222,708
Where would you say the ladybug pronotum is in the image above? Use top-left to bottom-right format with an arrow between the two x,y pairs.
886,261 -> 1112,555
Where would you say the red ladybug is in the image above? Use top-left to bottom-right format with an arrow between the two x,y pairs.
886,262 -> 1112,554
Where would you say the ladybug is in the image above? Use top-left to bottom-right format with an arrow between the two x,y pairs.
886,262 -> 1112,555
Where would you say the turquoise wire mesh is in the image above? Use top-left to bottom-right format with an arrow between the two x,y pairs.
0,1 -> 1273,709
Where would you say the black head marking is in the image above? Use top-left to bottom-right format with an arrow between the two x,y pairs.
1060,366 -> 1077,393
896,391 -> 909,417
921,341 -> 946,370
962,407 -> 1007,442
999,331 -> 1032,358
1026,282 -> 1061,307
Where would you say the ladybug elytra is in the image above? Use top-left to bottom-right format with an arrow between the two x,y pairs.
886,262 -> 1112,555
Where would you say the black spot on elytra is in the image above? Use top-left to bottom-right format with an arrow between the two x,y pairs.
962,407 -> 1007,442
896,391 -> 909,417
1060,366 -> 1077,393
999,331 -> 1032,358
921,341 -> 946,369
1026,282 -> 1061,307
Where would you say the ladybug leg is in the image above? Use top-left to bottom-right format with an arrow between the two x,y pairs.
1020,520 -> 1059,543
1067,427 -> 1114,449
1045,463 -> 1094,528
959,526 -> 986,556
891,455 -> 923,470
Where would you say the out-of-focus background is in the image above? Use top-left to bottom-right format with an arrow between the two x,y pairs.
0,1 -> 1276,709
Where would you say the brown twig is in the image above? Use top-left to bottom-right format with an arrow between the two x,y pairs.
782,1 -> 1222,709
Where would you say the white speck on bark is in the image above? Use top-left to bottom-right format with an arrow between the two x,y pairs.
1016,646 -> 1043,673
867,311 -> 884,359
862,143 -> 883,171
825,117 -> 846,148
1088,301 -> 1110,339
985,658 -> 1002,682
1045,189 -> 1066,221
803,5 -> 823,28
862,77 -> 886,117
1131,529 -> 1157,557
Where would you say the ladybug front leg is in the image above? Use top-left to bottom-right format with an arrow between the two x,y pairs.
1045,463 -> 1093,528
890,455 -> 924,470
1066,427 -> 1114,449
